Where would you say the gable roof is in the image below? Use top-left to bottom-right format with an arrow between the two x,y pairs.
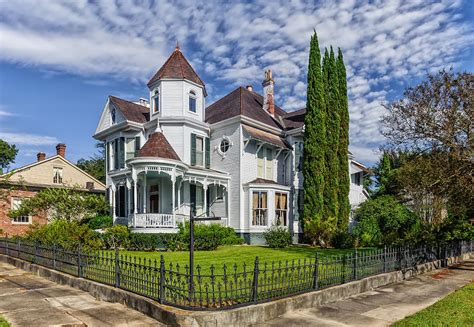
147,47 -> 206,92
205,86 -> 287,129
137,132 -> 181,161
282,108 -> 306,130
109,96 -> 149,124
0,155 -> 106,191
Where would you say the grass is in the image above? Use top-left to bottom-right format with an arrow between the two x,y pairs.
0,316 -> 10,327
114,245 -> 371,274
393,282 -> 474,326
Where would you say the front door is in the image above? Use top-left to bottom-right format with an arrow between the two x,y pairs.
149,184 -> 159,213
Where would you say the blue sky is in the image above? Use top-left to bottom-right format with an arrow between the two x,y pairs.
0,0 -> 473,169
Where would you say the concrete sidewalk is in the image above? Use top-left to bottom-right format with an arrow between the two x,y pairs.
259,259 -> 474,326
0,261 -> 165,327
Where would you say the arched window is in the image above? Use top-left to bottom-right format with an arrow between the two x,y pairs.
153,90 -> 160,113
188,90 -> 197,113
111,108 -> 116,124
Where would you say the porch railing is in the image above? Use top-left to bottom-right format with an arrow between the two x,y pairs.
128,213 -> 229,228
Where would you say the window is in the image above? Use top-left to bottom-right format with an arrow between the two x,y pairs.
11,198 -> 31,224
153,90 -> 160,113
275,192 -> 288,226
252,191 -> 267,226
351,172 -> 362,186
112,137 -> 125,170
126,137 -> 140,160
115,185 -> 126,218
257,146 -> 273,180
295,142 -> 303,172
195,136 -> 204,166
216,186 -> 224,200
189,90 -> 197,113
219,138 -> 230,154
111,108 -> 116,124
53,167 -> 63,184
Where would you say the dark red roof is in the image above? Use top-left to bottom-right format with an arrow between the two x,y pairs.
205,87 -> 287,129
242,124 -> 291,149
282,108 -> 306,130
109,96 -> 149,123
137,132 -> 181,161
147,48 -> 206,92
247,178 -> 287,186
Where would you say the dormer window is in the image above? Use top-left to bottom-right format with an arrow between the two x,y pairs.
153,90 -> 160,114
189,90 -> 197,113
111,108 -> 116,124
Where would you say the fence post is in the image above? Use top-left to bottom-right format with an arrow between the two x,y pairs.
159,255 -> 165,304
252,256 -> 259,303
312,253 -> 319,290
77,244 -> 83,278
114,246 -> 120,288
383,245 -> 387,273
53,244 -> 57,270
353,248 -> 358,280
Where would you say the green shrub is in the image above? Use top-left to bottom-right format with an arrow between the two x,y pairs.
352,195 -> 420,247
178,222 -> 244,250
129,233 -> 184,251
263,226 -> 292,248
103,225 -> 130,249
23,220 -> 103,250
331,230 -> 354,249
81,215 -> 113,230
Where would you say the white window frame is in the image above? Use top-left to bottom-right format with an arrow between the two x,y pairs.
252,191 -> 268,226
275,192 -> 288,226
195,136 -> 204,167
188,90 -> 197,113
257,146 -> 274,180
53,167 -> 63,184
153,90 -> 160,114
217,136 -> 232,157
11,198 -> 31,224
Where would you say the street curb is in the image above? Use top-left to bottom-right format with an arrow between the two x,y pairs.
1,253 -> 472,326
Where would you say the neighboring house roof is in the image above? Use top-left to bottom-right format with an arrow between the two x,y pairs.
282,108 -> 306,130
351,160 -> 372,174
0,155 -> 106,192
109,96 -> 149,124
205,86 -> 286,129
137,132 -> 181,161
242,124 -> 291,150
147,47 -> 206,92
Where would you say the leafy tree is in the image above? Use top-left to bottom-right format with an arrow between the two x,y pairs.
303,31 -> 327,245
352,195 -> 421,246
336,48 -> 350,230
0,139 -> 18,174
8,187 -> 109,222
382,69 -> 473,220
321,47 -> 341,229
76,142 -> 105,183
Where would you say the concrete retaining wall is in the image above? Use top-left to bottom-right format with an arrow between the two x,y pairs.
1,252 -> 472,326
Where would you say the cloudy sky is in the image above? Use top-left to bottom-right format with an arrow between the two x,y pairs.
0,0 -> 473,168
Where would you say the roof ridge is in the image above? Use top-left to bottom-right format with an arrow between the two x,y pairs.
109,95 -> 148,109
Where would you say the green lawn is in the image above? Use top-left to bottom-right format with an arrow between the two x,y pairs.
0,316 -> 10,327
393,282 -> 474,326
114,245 -> 369,273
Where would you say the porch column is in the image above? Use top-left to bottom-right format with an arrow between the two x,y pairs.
142,170 -> 147,213
110,184 -> 116,223
203,183 -> 208,216
226,182 -> 230,226
172,175 -> 176,226
177,181 -> 182,214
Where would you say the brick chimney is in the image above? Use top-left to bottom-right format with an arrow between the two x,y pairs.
262,69 -> 275,116
37,152 -> 46,162
56,143 -> 66,158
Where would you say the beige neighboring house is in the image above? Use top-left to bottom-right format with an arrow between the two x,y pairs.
0,143 -> 106,236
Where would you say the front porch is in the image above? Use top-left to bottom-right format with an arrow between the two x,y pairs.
110,160 -> 230,231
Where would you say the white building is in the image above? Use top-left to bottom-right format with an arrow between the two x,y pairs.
93,46 -> 369,243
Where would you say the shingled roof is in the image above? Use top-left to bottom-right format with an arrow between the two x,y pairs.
137,132 -> 181,161
109,96 -> 149,124
147,47 -> 206,94
282,108 -> 306,130
205,86 -> 287,129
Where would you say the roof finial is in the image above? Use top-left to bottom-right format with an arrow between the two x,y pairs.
175,40 -> 180,51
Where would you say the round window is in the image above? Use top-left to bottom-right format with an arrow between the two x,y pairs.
220,138 -> 230,154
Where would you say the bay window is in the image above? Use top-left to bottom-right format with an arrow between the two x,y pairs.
252,191 -> 267,226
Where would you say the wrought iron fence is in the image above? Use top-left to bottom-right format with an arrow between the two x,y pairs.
0,238 -> 472,310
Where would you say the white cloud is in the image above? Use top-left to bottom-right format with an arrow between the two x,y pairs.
0,0 -> 472,165
0,132 -> 59,146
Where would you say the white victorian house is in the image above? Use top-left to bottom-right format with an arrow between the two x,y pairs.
93,46 -> 369,243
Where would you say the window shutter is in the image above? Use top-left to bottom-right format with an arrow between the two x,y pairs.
135,136 -> 140,155
114,140 -> 119,170
119,137 -> 125,168
205,137 -> 210,169
191,133 -> 196,166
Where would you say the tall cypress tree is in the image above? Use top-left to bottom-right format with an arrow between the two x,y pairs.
321,47 -> 341,230
336,48 -> 350,230
303,32 -> 326,241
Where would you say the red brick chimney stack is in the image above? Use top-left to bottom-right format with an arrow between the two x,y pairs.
37,152 -> 46,162
56,143 -> 66,158
262,69 -> 275,116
